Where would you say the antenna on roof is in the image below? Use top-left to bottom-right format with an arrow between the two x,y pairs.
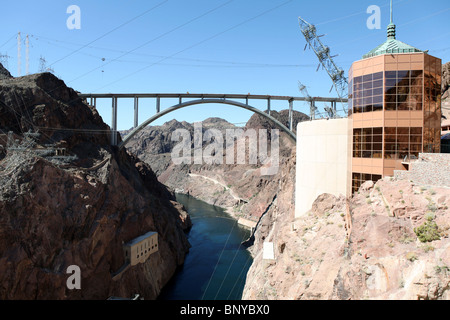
390,0 -> 393,24
387,0 -> 396,40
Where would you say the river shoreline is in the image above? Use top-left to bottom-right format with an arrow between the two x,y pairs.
174,190 -> 257,230
158,193 -> 253,300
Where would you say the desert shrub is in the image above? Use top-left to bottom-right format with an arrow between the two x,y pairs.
406,252 -> 418,262
414,219 -> 441,243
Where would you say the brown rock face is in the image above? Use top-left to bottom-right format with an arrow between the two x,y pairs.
245,109 -> 309,135
443,62 -> 450,101
242,172 -> 450,300
0,65 -> 191,299
311,193 -> 337,216
0,63 -> 12,80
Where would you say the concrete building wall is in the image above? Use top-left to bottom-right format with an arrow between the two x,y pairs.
124,232 -> 158,266
295,118 -> 350,218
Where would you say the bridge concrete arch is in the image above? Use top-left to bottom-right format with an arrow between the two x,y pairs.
118,98 -> 297,150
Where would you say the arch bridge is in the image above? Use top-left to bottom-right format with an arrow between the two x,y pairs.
78,93 -> 347,149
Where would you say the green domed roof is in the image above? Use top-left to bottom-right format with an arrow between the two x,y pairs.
362,37 -> 423,59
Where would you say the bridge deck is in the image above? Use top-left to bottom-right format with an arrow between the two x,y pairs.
79,93 -> 347,103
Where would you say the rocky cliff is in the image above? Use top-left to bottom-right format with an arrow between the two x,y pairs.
443,62 -> 450,126
443,62 -> 450,101
242,161 -> 450,300
0,63 -> 12,80
0,65 -> 191,299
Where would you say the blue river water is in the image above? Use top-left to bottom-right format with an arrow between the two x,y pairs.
158,193 -> 253,300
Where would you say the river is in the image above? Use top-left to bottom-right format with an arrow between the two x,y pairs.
158,193 -> 253,300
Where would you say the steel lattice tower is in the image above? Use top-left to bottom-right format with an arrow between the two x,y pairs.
298,17 -> 348,117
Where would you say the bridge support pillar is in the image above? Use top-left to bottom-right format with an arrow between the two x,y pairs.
134,96 -> 139,129
310,100 -> 316,120
89,97 -> 97,108
156,96 -> 160,113
111,97 -> 118,146
289,99 -> 294,131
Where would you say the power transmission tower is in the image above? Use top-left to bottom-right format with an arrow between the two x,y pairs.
17,32 -> 21,76
0,53 -> 10,68
298,17 -> 348,117
38,56 -> 46,73
25,34 -> 29,75
298,81 -> 317,120
324,105 -> 336,118
39,56 -> 54,74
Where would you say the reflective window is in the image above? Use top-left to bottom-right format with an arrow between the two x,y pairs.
353,127 -> 383,158
352,72 -> 383,113
384,127 -> 422,159
423,69 -> 441,153
384,70 -> 423,111
352,172 -> 382,193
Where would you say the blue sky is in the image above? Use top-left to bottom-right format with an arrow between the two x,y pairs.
1,0 -> 449,129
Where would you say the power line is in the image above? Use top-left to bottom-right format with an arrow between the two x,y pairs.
399,6 -> 450,27
315,0 -> 408,26
65,0 -> 235,84
26,0 -> 235,103
333,5 -> 450,50
0,34 -> 17,50
3,42 -> 17,54
34,36 -> 107,61
214,222 -> 253,300
201,219 -> 238,300
93,0 -> 294,92
48,0 -> 169,68
32,33 -> 314,67
35,35 -> 321,68
30,32 -> 318,68
34,126 -> 111,133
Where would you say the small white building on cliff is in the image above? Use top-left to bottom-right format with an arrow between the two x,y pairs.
123,231 -> 158,266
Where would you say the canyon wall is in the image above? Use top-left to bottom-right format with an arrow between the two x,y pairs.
0,66 -> 191,299
242,148 -> 449,300
123,110 -> 308,223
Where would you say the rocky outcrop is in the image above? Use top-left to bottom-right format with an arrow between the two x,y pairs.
443,62 -> 450,101
245,109 -> 309,135
0,64 -> 191,299
0,64 -> 12,80
242,171 -> 450,300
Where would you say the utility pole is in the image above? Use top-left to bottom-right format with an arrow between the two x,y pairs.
25,34 -> 29,75
17,32 -> 21,76
298,18 -> 348,117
